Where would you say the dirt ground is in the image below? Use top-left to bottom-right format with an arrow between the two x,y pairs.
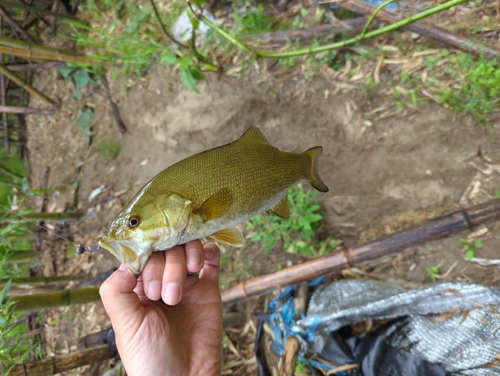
26,48 -> 500,374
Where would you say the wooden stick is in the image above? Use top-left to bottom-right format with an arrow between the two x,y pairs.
222,199 -> 500,305
0,105 -> 56,114
99,74 -> 126,133
241,17 -> 369,46
8,344 -> 112,376
279,282 -> 309,376
331,0 -> 500,58
0,64 -> 58,107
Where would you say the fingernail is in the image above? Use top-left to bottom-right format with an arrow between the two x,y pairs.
146,281 -> 162,301
187,249 -> 202,266
205,244 -> 214,253
164,283 -> 181,305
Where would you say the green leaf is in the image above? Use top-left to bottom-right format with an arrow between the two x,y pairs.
160,51 -> 177,65
0,279 -> 11,304
193,0 -> 208,5
58,66 -> 78,80
473,240 -> 483,248
465,249 -> 475,261
180,68 -> 199,93
188,67 -> 205,81
495,190 -> 500,198
75,107 -> 94,145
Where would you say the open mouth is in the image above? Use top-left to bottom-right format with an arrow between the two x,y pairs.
96,237 -> 144,276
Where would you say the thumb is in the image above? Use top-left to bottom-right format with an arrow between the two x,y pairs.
100,264 -> 142,324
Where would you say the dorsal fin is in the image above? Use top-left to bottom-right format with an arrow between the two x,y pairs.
238,126 -> 272,145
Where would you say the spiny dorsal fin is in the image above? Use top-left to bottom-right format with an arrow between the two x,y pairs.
207,227 -> 245,247
194,188 -> 233,221
239,126 -> 272,145
266,194 -> 290,219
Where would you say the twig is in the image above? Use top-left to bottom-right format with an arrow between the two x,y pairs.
334,0 -> 500,59
0,6 -> 36,44
0,164 -> 23,179
0,64 -> 59,108
99,74 -> 126,133
0,105 -> 56,114
222,199 -> 500,305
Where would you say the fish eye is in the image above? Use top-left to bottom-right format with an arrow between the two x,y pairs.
128,215 -> 140,228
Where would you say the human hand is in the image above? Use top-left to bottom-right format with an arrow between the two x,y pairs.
99,241 -> 223,376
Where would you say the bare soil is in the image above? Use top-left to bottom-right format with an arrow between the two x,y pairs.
26,51 -> 500,374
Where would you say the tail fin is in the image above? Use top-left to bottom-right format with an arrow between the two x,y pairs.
304,146 -> 329,192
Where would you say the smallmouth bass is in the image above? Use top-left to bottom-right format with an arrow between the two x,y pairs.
97,126 -> 328,276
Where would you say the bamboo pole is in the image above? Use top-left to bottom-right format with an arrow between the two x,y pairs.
7,250 -> 40,261
8,344 -> 112,376
8,287 -> 100,311
0,37 -> 95,63
0,105 -> 56,114
2,275 -> 82,286
0,64 -> 58,107
0,211 -> 84,221
333,0 -> 500,59
222,199 -> 500,305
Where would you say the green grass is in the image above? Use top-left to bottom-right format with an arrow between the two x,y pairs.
460,237 -> 483,261
246,184 -> 338,257
95,137 -> 121,159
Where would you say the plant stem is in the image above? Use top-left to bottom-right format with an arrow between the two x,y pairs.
201,0 -> 469,58
0,211 -> 83,221
360,0 -> 395,38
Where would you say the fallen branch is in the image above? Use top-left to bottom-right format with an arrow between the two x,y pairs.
240,17 -> 369,46
222,199 -> 500,305
99,74 -> 126,133
332,0 -> 500,58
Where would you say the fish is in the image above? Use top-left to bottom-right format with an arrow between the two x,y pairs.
97,126 -> 328,276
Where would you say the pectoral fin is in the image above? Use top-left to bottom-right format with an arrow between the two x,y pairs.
195,188 -> 233,221
267,195 -> 290,219
207,227 -> 245,247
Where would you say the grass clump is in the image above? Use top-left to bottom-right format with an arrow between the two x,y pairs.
95,138 -> 121,159
247,184 -> 338,257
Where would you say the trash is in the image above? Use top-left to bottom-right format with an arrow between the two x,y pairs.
289,280 -> 500,375
171,9 -> 216,44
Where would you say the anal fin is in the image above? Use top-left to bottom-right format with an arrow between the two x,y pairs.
207,227 -> 245,247
267,195 -> 290,219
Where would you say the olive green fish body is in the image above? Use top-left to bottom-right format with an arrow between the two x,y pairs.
97,126 -> 328,276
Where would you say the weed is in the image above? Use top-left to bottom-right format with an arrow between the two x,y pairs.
495,190 -> 500,198
426,265 -> 440,281
95,137 -> 121,159
361,76 -> 379,100
460,237 -> 483,261
247,184 -> 338,257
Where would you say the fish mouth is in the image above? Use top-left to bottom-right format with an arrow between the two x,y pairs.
97,237 -> 144,277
